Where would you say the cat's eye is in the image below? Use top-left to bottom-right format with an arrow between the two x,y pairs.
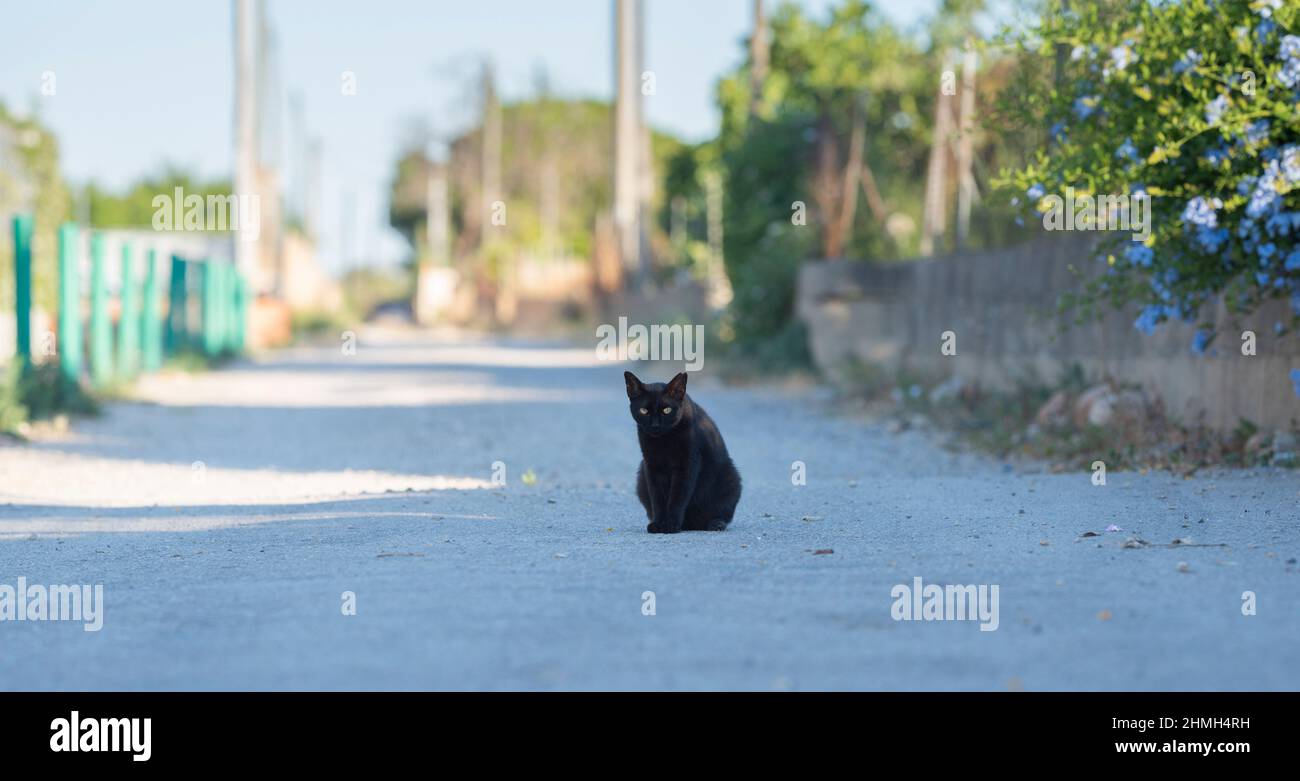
639,408 -> 648,415
662,407 -> 673,415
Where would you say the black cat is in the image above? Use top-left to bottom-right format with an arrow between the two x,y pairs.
624,371 -> 742,534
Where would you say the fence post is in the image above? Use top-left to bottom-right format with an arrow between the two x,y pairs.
224,263 -> 236,352
232,271 -> 247,353
166,255 -> 187,354
217,262 -> 230,352
12,215 -> 33,364
142,248 -> 162,371
224,263 -> 238,352
117,240 -> 140,379
201,260 -> 220,356
89,233 -> 114,387
57,223 -> 82,382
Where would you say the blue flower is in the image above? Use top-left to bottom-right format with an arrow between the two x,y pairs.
1258,242 -> 1277,261
1073,96 -> 1100,120
1203,146 -> 1231,166
1291,369 -> 1300,399
1181,196 -> 1221,228
1246,161 -> 1283,219
1279,36 -> 1300,88
1027,183 -> 1046,202
1125,244 -> 1154,267
1265,212 -> 1300,237
1285,248 -> 1300,271
1173,49 -> 1202,75
1281,146 -> 1300,185
1191,330 -> 1212,355
1205,94 -> 1230,125
1245,120 -> 1270,145
1196,227 -> 1230,252
1108,43 -> 1136,75
1049,121 -> 1067,142
1134,305 -> 1167,335
1256,0 -> 1282,19
1116,138 -> 1139,163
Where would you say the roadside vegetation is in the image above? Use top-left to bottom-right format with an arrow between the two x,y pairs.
838,359 -> 1298,473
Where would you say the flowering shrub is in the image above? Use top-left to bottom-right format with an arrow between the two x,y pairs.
1000,0 -> 1299,349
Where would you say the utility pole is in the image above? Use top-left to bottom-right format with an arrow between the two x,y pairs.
341,188 -> 354,271
415,71 -> 455,327
289,90 -> 306,227
920,52 -> 953,257
305,137 -> 321,239
256,2 -> 284,295
258,4 -> 277,169
533,65 -> 562,261
480,62 -> 502,242
636,6 -> 654,272
541,157 -> 560,260
425,72 -> 451,267
955,40 -> 977,250
426,163 -> 450,265
750,0 -> 769,116
233,0 -> 258,282
613,0 -> 644,287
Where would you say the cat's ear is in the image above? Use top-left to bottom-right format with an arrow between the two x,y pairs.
665,372 -> 688,401
623,371 -> 644,399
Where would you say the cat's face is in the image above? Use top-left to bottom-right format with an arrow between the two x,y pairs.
624,371 -> 687,436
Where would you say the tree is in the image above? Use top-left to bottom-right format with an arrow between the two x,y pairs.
81,168 -> 232,229
713,1 -> 929,350
387,97 -> 682,266
0,103 -> 71,314
762,0 -> 919,258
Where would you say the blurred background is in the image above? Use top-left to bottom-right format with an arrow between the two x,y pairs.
1,0 -> 1297,467
0,0 -> 1022,342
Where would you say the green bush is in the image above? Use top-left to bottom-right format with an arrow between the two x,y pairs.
0,361 -> 28,434
716,0 -> 926,287
0,360 -> 98,436
998,0 -> 1300,346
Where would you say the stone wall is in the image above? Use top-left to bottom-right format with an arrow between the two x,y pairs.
796,236 -> 1300,431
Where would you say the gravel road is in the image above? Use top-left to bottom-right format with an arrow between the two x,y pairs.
1,328 -> 1297,690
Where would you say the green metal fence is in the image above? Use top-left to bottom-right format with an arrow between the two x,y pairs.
9,216 -> 247,389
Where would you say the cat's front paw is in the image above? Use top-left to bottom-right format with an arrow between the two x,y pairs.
646,520 -> 681,534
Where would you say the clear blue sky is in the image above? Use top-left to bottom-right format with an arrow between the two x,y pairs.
0,0 -> 938,270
